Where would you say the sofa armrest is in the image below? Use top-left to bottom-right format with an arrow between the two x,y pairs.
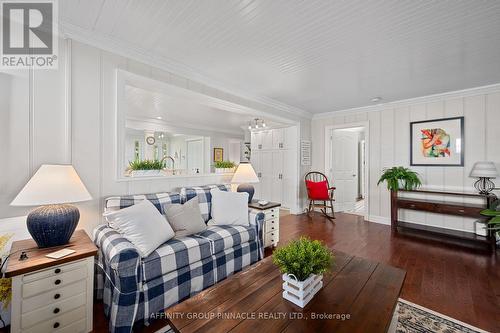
93,225 -> 141,294
249,211 -> 265,259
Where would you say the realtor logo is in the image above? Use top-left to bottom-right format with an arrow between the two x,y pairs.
1,0 -> 58,69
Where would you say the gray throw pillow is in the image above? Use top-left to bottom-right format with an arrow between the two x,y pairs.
164,196 -> 206,237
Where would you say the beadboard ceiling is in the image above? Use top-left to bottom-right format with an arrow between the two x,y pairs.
61,0 -> 500,114
125,84 -> 282,136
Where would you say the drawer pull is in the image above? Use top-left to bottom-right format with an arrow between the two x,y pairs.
410,204 -> 416,208
53,322 -> 60,329
54,293 -> 61,299
271,227 -> 274,230
54,279 -> 61,285
271,233 -> 274,236
54,268 -> 61,274
53,307 -> 60,314
458,209 -> 465,213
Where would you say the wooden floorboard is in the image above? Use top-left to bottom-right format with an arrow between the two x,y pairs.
90,212 -> 500,333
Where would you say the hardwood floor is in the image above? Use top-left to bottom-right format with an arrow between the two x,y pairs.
92,212 -> 499,332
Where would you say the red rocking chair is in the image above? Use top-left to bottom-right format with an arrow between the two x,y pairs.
305,171 -> 335,220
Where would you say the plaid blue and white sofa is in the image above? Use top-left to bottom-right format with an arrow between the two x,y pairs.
93,184 -> 265,333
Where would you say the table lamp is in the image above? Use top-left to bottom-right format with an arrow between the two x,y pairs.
10,164 -> 92,248
469,161 -> 498,195
231,162 -> 259,203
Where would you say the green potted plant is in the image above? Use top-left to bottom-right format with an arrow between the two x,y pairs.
480,201 -> 500,247
214,160 -> 236,174
128,159 -> 166,177
273,237 -> 334,307
377,166 -> 422,191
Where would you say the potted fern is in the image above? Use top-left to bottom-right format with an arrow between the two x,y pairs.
377,166 -> 422,191
128,159 -> 166,177
273,237 -> 334,307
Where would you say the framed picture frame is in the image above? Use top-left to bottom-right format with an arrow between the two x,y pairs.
410,116 -> 464,166
213,148 -> 224,162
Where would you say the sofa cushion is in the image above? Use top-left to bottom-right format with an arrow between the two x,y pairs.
103,200 -> 175,258
180,184 -> 230,222
141,236 -> 212,282
196,225 -> 256,254
105,192 -> 181,214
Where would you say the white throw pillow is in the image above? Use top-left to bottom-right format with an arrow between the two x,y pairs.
209,188 -> 249,226
164,197 -> 207,237
103,200 -> 175,258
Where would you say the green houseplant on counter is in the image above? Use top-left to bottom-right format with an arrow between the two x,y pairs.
273,237 -> 334,308
127,159 -> 166,177
214,161 -> 236,174
377,166 -> 422,191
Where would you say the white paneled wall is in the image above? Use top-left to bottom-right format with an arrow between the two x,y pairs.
312,86 -> 500,232
0,39 -> 311,236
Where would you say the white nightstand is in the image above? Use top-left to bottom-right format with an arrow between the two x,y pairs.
248,200 -> 281,248
5,230 -> 97,333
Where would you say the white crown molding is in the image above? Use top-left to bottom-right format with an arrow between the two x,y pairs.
313,83 -> 500,119
60,22 -> 313,120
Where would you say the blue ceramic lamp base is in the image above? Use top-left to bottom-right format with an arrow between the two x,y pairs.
27,204 -> 80,248
237,183 -> 255,203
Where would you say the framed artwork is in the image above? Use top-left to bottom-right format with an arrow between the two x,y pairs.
410,116 -> 464,166
213,148 -> 224,162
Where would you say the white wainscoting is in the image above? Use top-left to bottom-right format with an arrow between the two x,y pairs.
312,85 -> 500,232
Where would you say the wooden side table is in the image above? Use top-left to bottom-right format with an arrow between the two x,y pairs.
248,200 -> 281,248
5,230 -> 97,333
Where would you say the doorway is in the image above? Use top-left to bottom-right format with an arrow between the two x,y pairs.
325,123 -> 368,219
186,138 -> 204,174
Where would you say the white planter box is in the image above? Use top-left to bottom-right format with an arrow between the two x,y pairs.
215,168 -> 235,174
474,221 -> 488,236
130,170 -> 162,177
282,273 -> 323,308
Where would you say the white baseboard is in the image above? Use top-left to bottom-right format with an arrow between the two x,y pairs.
367,215 -> 391,225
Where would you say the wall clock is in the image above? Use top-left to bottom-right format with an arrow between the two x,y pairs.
146,136 -> 156,145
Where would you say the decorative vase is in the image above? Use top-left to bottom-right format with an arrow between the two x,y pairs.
282,273 -> 323,308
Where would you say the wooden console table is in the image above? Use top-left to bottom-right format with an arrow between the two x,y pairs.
391,189 -> 497,252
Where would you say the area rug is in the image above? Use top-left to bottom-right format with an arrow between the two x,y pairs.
155,298 -> 489,333
391,298 -> 489,333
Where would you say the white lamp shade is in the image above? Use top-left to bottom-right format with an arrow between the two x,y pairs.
10,165 -> 92,206
469,161 -> 498,178
231,162 -> 259,184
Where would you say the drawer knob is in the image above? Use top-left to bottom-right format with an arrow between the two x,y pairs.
53,307 -> 60,314
53,322 -> 60,329
458,209 -> 465,213
54,279 -> 61,285
54,293 -> 60,299
271,233 -> 274,236
54,268 -> 61,274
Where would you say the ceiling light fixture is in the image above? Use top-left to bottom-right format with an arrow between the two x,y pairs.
248,118 -> 267,131
371,97 -> 382,103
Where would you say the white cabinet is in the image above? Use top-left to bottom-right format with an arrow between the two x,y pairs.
249,204 -> 280,248
250,126 -> 298,211
250,131 -> 262,151
10,257 -> 94,333
271,151 -> 283,203
272,128 -> 284,149
251,130 -> 273,150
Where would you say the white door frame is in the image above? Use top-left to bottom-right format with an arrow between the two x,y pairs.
324,121 -> 370,221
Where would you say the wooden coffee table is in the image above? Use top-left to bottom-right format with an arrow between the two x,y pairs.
166,251 -> 405,333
